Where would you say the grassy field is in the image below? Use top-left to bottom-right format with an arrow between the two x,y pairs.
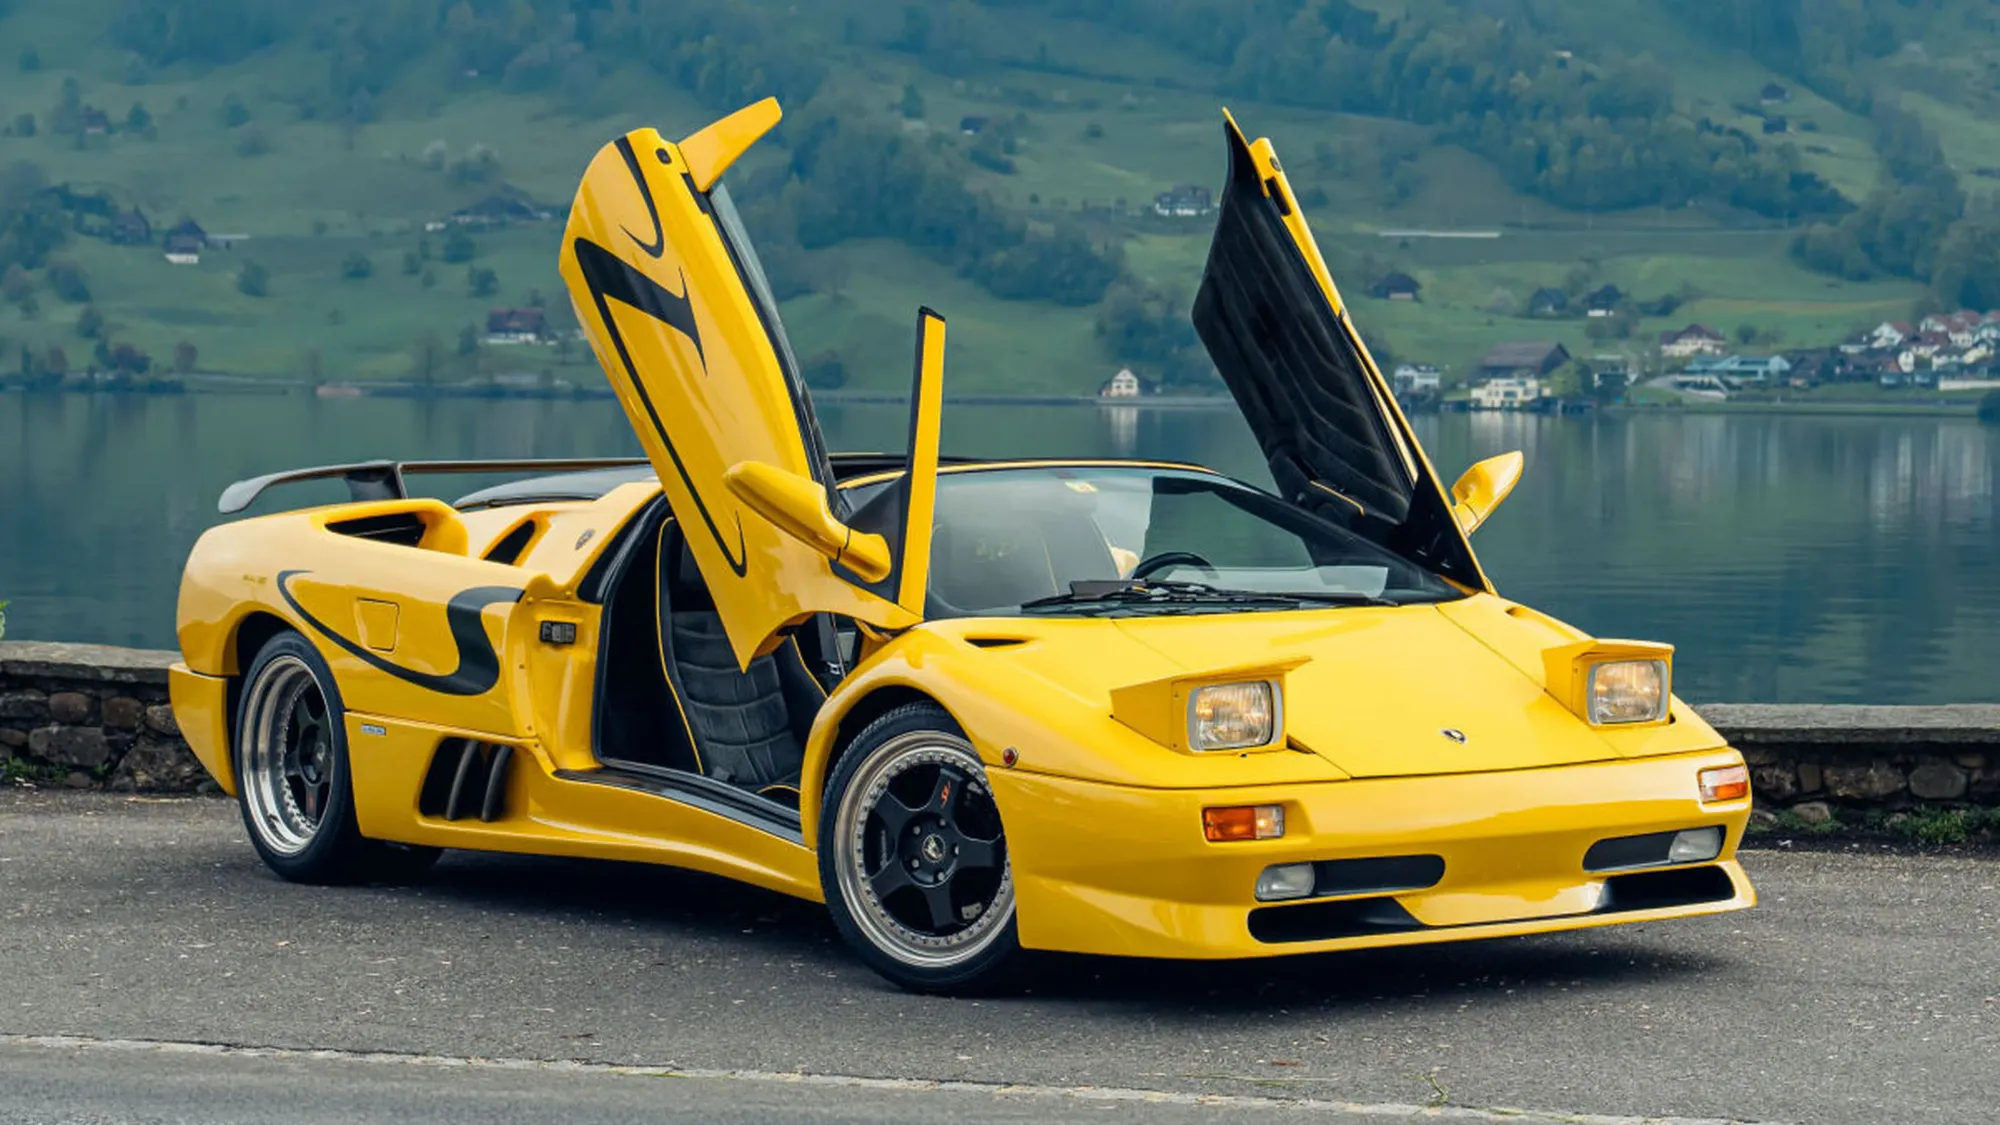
0,0 -> 1969,395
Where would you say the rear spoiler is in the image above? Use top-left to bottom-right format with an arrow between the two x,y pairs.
216,458 -> 651,514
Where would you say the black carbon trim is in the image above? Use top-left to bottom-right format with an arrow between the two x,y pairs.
1248,864 -> 1739,944
276,570 -> 521,696
556,764 -> 804,844
1310,854 -> 1446,897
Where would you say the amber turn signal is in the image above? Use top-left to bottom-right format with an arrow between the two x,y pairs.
1203,804 -> 1285,842
1698,764 -> 1751,803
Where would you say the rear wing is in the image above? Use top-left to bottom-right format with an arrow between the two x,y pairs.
216,458 -> 651,514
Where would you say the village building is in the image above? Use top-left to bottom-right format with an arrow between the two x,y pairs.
483,307 -> 547,345
1526,287 -> 1569,317
1098,367 -> 1149,398
1391,364 -> 1442,396
107,208 -> 151,246
1583,284 -> 1623,317
1470,376 -> 1543,410
1659,323 -> 1726,358
1151,185 -> 1213,218
959,116 -> 987,136
1369,272 -> 1421,301
1473,341 -> 1570,382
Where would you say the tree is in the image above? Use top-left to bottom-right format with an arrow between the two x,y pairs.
341,252 -> 373,280
1734,322 -> 1759,345
456,323 -> 479,356
76,304 -> 103,338
301,346 -> 324,387
172,341 -> 197,375
125,101 -> 152,136
401,249 -> 421,275
220,93 -> 249,128
441,227 -> 476,262
898,82 -> 925,120
237,260 -> 269,297
47,259 -> 89,302
18,45 -> 40,72
0,263 -> 29,306
43,345 -> 66,376
10,113 -> 34,137
412,330 -> 444,385
467,265 -> 497,297
1979,389 -> 2000,426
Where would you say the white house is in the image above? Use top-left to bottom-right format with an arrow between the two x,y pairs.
1392,364 -> 1442,395
1470,376 -> 1543,410
1099,368 -> 1144,398
1868,321 -> 1912,349
1658,324 -> 1726,358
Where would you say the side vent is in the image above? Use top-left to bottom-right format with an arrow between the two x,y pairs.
964,636 -> 1029,649
483,518 -> 539,565
418,739 -> 515,822
328,511 -> 428,547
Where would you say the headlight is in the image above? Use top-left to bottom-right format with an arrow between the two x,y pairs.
1587,659 -> 1667,724
1187,681 -> 1279,751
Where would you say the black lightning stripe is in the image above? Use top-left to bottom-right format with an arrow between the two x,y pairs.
572,235 -> 746,576
615,136 -> 666,258
277,570 -> 523,697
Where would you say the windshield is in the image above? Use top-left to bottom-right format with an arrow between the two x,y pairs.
849,466 -> 1460,617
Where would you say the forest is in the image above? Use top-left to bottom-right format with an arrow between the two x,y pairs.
6,0 -> 2000,387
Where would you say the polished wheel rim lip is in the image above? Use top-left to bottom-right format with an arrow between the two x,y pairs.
239,655 -> 332,857
834,731 -> 1013,970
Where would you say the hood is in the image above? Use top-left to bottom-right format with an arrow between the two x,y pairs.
1191,114 -> 1484,590
1108,607 -> 1619,779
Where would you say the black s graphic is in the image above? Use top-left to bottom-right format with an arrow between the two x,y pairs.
571,235 -> 747,577
277,571 -> 523,696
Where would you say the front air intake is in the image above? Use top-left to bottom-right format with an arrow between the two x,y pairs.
418,739 -> 514,822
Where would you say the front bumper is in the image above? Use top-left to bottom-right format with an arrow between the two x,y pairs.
994,747 -> 1755,959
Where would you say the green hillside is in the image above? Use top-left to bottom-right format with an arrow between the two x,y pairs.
3,0 -> 1997,394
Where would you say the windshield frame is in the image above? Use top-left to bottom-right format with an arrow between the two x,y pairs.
841,462 -> 1466,620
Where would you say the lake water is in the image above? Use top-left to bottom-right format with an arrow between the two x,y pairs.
2,391 -> 1996,704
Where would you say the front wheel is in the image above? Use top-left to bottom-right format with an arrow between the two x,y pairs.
819,703 -> 1022,993
235,631 -> 439,884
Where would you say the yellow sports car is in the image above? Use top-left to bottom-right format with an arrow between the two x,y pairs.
170,99 -> 1755,993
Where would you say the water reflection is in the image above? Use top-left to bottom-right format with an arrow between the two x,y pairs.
1,393 -> 1994,704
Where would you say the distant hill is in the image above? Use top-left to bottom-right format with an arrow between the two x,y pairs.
3,0 -> 1998,392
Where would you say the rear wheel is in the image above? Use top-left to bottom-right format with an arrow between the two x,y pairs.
820,703 -> 1021,994
235,631 -> 439,883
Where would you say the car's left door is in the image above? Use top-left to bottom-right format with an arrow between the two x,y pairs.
559,99 -> 940,668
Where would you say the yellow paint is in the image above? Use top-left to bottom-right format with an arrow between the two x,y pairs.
1450,451 -> 1524,535
354,599 -> 400,652
168,100 -> 1754,966
897,310 -> 946,615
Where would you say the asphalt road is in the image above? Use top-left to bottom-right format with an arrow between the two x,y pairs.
1,792 -> 1993,1125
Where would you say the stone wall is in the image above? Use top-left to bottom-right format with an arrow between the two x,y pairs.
1696,703 -> 2000,830
0,642 -> 206,791
4,642 -> 2000,811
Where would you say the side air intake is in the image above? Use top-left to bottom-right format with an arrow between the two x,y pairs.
419,739 -> 515,822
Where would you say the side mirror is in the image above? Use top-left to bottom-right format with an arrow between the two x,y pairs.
1449,451 -> 1524,536
723,461 -> 893,582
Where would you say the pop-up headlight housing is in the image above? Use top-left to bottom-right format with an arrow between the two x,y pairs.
1542,639 -> 1674,727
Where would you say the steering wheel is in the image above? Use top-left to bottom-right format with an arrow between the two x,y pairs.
1129,550 -> 1219,581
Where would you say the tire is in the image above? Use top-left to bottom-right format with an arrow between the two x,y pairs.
819,702 -> 1023,994
234,630 -> 440,884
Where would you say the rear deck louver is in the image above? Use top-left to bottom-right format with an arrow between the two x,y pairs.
419,739 -> 515,822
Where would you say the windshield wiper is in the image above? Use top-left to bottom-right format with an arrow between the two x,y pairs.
1019,580 -> 1397,613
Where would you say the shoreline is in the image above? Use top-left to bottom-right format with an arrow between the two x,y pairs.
0,378 -> 1988,418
